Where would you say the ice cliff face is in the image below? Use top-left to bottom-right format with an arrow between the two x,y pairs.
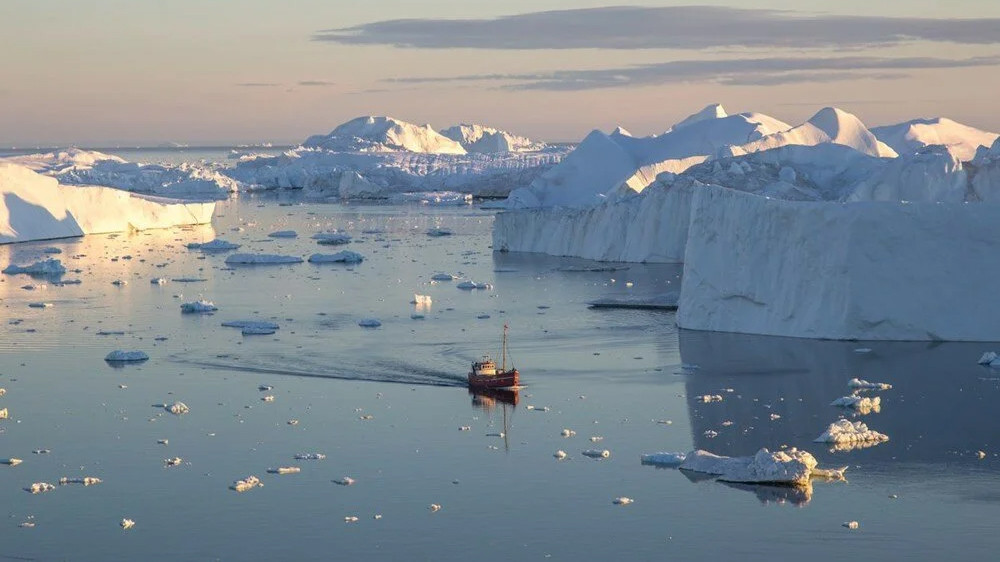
439,124 -> 546,153
0,163 -> 215,244
303,116 -> 467,155
872,117 -> 998,162
676,184 -> 1000,341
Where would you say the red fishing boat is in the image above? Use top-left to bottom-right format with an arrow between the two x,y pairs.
468,324 -> 520,389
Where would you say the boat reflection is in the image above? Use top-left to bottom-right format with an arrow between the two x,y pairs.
469,387 -> 520,411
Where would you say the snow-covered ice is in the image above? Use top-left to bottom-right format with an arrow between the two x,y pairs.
848,378 -> 892,390
814,420 -> 889,445
677,448 -> 842,486
180,300 -> 218,313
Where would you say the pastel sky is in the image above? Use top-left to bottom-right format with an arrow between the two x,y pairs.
3,0 -> 1000,146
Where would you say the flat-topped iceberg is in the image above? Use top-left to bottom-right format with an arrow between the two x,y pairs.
308,251 -> 364,264
224,253 -> 303,265
221,320 -> 280,330
312,232 -> 352,245
1,163 -> 215,245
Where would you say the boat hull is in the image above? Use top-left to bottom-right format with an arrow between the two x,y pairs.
468,369 -> 519,389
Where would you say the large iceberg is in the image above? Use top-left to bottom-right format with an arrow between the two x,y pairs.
3,148 -> 237,200
303,116 -> 467,154
719,107 -> 897,158
439,123 -> 547,153
872,117 -> 998,161
0,163 -> 215,244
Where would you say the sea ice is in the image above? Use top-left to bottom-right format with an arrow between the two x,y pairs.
358,318 -> 382,328
582,449 -> 611,459
150,277 -> 167,285
413,294 -> 432,305
242,326 -> 276,335
165,457 -> 182,466
0,408 -> 8,419
268,230 -> 297,238
2,458 -> 22,466
308,251 -> 364,264
230,475 -> 263,492
222,320 -> 280,330
431,273 -> 458,281
312,232 -> 352,245
121,519 -> 136,530
830,395 -> 881,413
640,452 -> 687,466
456,281 -> 492,290
678,448 -> 839,486
388,191 -> 472,206
294,453 -> 326,460
59,476 -> 102,486
27,482 -> 56,494
334,476 -> 355,486
613,497 -> 634,505
814,420 -> 889,445
269,467 -> 301,475
225,253 -> 303,265
165,402 -> 190,415
186,239 -> 240,251
848,378 -> 892,390
180,300 -> 217,313
27,302 -> 53,308
554,450 -> 568,460
3,258 -> 66,275
105,350 -> 149,362
426,228 -> 452,237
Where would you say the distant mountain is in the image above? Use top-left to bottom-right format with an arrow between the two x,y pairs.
872,117 -> 998,162
303,116 -> 467,154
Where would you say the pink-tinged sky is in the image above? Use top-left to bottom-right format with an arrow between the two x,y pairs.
2,0 -> 1000,146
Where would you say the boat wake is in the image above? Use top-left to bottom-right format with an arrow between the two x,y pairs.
168,352 -> 468,387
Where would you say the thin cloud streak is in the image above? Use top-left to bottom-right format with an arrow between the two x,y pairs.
237,82 -> 281,87
385,55 -> 1000,91
298,80 -> 336,87
315,6 -> 1000,50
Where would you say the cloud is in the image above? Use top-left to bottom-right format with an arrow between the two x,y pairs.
298,80 -> 336,87
237,82 -> 281,87
385,55 -> 1000,91
314,6 -> 1000,50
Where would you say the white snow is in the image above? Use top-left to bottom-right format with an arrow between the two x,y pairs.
230,475 -> 263,492
439,123 -> 547,153
413,294 -> 432,305
678,448 -> 827,486
225,253 -> 303,265
872,117 -> 998,161
0,163 -> 215,245
105,350 -> 149,362
121,519 -> 136,530
3,258 -> 67,275
180,300 -> 217,313
721,107 -> 897,159
308,251 -> 364,264
830,395 -> 881,413
814,420 -> 889,445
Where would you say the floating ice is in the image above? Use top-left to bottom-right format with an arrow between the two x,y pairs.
389,191 -> 473,206
427,228 -> 452,237
105,350 -> 149,362
582,449 -> 611,459
268,230 -> 297,238
230,475 -> 263,492
334,476 -> 355,486
312,232 -> 352,245
830,395 -> 881,413
413,294 -> 432,305
165,457 -> 182,466
431,273 -> 458,281
261,395 -> 275,402
150,277 -> 167,285
294,453 -> 326,460
814,419 -> 889,445
358,318 -> 382,328
848,378 -> 892,390
268,467 -> 301,475
456,281 -> 492,290
27,302 -> 53,309
678,448 -> 839,486
222,320 -> 280,331
27,482 -> 56,494
843,521 -> 860,530
2,458 -> 22,466
225,253 -> 303,265
180,300 -> 217,313
429,504 -> 442,512
587,293 -> 679,311
554,450 -> 568,460
59,476 -> 102,486
121,519 -> 136,530
3,258 -> 66,276
308,251 -> 364,264
613,497 -> 634,505
977,352 -> 1000,368
112,279 -> 127,286
344,516 -> 359,523
165,402 -> 190,415
187,239 -> 240,251
640,452 -> 687,466
698,394 -> 723,403
560,429 -> 576,437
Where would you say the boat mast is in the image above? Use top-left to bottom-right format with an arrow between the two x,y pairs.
501,323 -> 508,372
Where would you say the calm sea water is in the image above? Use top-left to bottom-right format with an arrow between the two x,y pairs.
1,196 -> 998,561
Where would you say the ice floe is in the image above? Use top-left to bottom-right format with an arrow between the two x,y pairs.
105,350 -> 149,362
294,453 -> 326,460
230,475 -> 263,492
59,476 -> 102,486
814,420 -> 889,445
3,258 -> 66,275
308,251 -> 364,264
582,449 -> 611,459
27,482 -> 56,494
677,448 -> 845,486
268,467 -> 301,475
180,300 -> 217,313
121,519 -> 136,530
358,318 -> 382,328
186,239 -> 240,251
222,320 -> 280,331
312,232 -> 352,245
613,497 -> 634,505
848,378 -> 892,390
2,458 -> 21,466
830,395 -> 881,414
456,281 -> 492,290
268,230 -> 297,238
225,253 -> 303,265
165,402 -> 190,415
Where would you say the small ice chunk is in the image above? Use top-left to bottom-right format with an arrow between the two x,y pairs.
225,253 -> 303,265
431,273 -> 458,281
334,476 -> 355,486
59,476 -> 102,486
679,448 -> 822,486
344,516 -> 359,523
358,318 -> 382,328
459,426 -> 471,431
230,475 -> 263,492
590,436 -> 603,442
180,300 -> 217,313
294,453 -> 326,460
105,350 -> 149,362
261,395 -> 275,402
308,251 -> 364,264
698,394 -> 723,403
165,457 -> 182,466
0,408 -> 7,420
613,497 -> 634,505
222,320 -> 279,330
426,228 -> 452,237
268,467 -> 301,475
166,402 -> 190,415
456,281 -> 492,290
243,326 -> 276,335
560,429 -> 576,437
313,232 -> 352,245
0,388 -> 6,396
848,378 -> 892,390
554,450 -> 567,460
157,439 -> 169,445
112,279 -> 128,286
978,352 -> 998,365
843,521 -> 860,530
150,277 -> 168,285
830,395 -> 881,414
287,419 -> 299,425
268,230 -> 297,238
977,450 -> 987,459
814,420 -> 889,445
3,258 -> 66,275
582,449 -> 611,459
27,482 -> 56,494
412,294 -> 432,305
28,302 -> 53,308
187,239 -> 240,251
121,518 -> 136,530
429,504 -> 442,512
3,458 -> 24,466
640,452 -> 687,466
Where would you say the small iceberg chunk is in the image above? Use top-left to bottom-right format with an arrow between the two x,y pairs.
358,318 -> 382,328
582,449 -> 611,459
698,394 -> 723,403
431,273 -> 458,281
59,476 -> 102,486
456,281 -> 492,290
412,294 -> 432,305
242,325 -> 276,335
554,450 -> 568,460
848,378 -> 892,390
105,350 -> 149,362
679,448 -> 835,486
222,320 -> 279,331
334,476 -> 355,486
27,302 -> 53,309
165,401 -> 190,415
294,453 -> 326,460
977,352 -> 1000,367
121,519 -> 136,530
2,458 -> 23,466
150,277 -> 168,285
165,457 -> 182,467
312,232 -> 352,245
308,251 -> 364,264
640,452 -> 687,467
180,300 -> 217,313
225,253 -> 303,265
27,482 -> 56,494
0,408 -> 8,419
3,258 -> 66,276
268,467 -> 301,475
830,395 -> 881,414
187,239 -> 240,251
613,497 -> 634,505
230,475 -> 263,492
268,230 -> 297,238
814,419 -> 889,445
426,228 -> 452,237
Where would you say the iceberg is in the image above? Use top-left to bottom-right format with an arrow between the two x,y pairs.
180,300 -> 218,313
105,350 -> 149,362
814,420 -> 889,445
0,163 -> 215,245
872,117 -> 998,161
312,232 -> 352,245
187,239 -> 240,251
303,116 -> 467,154
439,123 -> 547,153
3,258 -> 67,276
308,251 -> 364,264
720,107 -> 897,158
224,253 -> 303,265
678,448 -> 832,486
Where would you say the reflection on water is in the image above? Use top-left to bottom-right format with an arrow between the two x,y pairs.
679,329 -> 999,467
